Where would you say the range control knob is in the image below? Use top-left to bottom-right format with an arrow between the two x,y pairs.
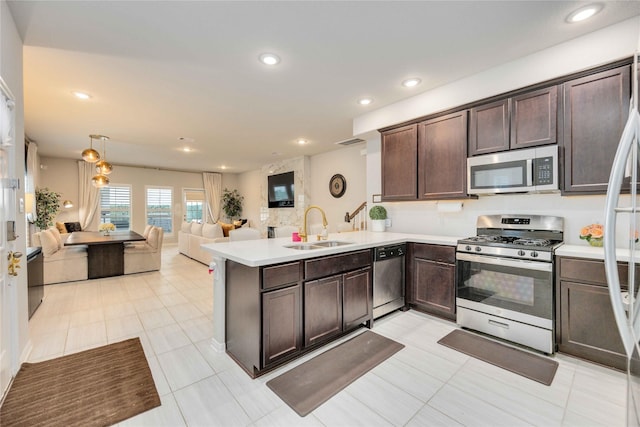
518,250 -> 526,256
465,245 -> 472,251
531,251 -> 539,258
474,246 -> 482,252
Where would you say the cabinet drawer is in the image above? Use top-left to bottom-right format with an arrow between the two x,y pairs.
262,261 -> 302,290
557,257 -> 630,287
412,244 -> 455,264
304,250 -> 371,281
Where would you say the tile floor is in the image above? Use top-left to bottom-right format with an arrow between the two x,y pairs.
26,244 -> 627,426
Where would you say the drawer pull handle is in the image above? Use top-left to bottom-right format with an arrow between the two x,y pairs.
488,319 -> 509,329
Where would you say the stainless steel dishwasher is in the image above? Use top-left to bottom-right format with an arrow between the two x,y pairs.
373,244 -> 406,319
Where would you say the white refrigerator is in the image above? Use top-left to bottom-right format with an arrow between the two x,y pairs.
604,52 -> 640,427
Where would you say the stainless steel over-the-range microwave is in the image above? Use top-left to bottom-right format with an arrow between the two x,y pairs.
467,145 -> 559,195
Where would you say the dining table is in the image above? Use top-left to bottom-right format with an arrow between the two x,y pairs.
64,231 -> 145,279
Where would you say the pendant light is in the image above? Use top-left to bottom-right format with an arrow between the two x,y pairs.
91,173 -> 110,188
81,134 -> 100,163
95,135 -> 113,175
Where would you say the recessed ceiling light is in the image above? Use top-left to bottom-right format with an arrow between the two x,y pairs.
566,3 -> 603,23
358,98 -> 373,106
259,53 -> 280,66
220,165 -> 227,170
297,139 -> 308,145
73,91 -> 91,100
402,78 -> 422,88
182,147 -> 192,153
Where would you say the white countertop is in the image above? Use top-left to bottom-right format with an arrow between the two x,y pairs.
555,243 -> 635,262
202,231 -> 461,267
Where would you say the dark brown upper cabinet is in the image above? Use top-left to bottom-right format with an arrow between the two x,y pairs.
418,110 -> 469,200
469,86 -> 559,156
511,86 -> 558,149
381,124 -> 418,201
468,98 -> 510,156
561,65 -> 630,195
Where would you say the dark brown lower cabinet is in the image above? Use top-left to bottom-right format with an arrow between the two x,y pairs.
226,250 -> 373,377
556,256 -> 629,370
262,285 -> 302,367
304,275 -> 343,347
407,243 -> 456,320
343,267 -> 372,329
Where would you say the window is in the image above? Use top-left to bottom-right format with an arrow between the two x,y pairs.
146,186 -> 173,233
183,189 -> 205,223
100,185 -> 131,230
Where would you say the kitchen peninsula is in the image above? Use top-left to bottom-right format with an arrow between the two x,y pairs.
202,231 -> 460,377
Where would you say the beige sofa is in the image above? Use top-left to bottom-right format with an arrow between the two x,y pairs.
178,222 -> 228,265
124,225 -> 164,274
31,228 -> 88,285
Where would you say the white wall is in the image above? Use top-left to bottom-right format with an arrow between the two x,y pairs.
1,0 -> 28,368
357,17 -> 640,247
309,144 -> 367,232
38,157 -> 237,243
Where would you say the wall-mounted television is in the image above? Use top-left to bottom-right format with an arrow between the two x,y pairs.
268,171 -> 295,208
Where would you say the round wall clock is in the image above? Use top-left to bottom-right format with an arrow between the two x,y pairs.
329,174 -> 346,198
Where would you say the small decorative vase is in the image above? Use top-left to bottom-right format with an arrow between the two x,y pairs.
371,219 -> 386,232
103,230 -> 110,236
588,238 -> 603,247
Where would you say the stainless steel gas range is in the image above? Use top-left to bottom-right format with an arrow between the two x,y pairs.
456,214 -> 564,354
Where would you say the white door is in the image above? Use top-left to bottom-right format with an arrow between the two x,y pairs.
0,78 -> 18,398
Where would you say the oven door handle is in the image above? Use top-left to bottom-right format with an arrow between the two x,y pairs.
456,252 -> 552,272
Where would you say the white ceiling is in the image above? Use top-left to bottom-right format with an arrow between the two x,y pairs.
7,1 -> 640,173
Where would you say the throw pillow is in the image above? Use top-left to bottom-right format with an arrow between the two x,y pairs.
40,229 -> 59,257
55,222 -> 67,234
64,221 -> 82,233
191,223 -> 203,236
48,226 -> 63,249
202,223 -> 223,239
180,222 -> 192,233
218,221 -> 235,237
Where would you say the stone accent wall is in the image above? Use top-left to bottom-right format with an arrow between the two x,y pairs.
259,156 -> 310,236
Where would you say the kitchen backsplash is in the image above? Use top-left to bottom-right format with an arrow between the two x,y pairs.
382,192 -> 629,247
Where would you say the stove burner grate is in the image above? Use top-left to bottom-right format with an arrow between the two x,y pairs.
513,238 -> 551,247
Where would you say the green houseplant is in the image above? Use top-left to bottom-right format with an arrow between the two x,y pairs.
35,187 -> 61,230
369,205 -> 387,232
222,188 -> 244,220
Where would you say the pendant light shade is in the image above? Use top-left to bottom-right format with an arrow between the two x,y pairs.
91,174 -> 110,188
95,160 -> 113,175
81,143 -> 100,163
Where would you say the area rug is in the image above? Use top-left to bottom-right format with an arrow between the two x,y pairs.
438,329 -> 558,386
0,337 -> 160,427
266,330 -> 404,417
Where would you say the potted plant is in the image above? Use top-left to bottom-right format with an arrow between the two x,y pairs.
35,187 -> 61,230
369,205 -> 387,232
222,188 -> 244,220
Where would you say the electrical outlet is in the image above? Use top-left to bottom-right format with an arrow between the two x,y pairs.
385,218 -> 392,227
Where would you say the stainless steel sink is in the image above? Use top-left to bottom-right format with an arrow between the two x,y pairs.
284,240 -> 353,250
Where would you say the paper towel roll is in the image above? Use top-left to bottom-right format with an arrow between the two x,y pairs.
436,202 -> 463,213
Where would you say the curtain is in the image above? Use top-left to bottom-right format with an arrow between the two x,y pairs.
25,141 -> 38,222
203,172 -> 222,223
78,160 -> 100,230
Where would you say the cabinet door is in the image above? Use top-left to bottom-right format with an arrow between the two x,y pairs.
562,65 -> 630,194
381,124 -> 417,201
412,258 -> 455,320
469,99 -> 510,156
418,110 -> 468,200
262,285 -> 302,367
510,86 -> 558,149
343,267 -> 372,330
304,275 -> 343,347
557,280 -> 626,370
